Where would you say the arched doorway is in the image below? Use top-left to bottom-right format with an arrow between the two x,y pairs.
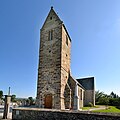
44,94 -> 52,108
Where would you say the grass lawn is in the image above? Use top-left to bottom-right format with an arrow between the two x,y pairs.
93,106 -> 120,113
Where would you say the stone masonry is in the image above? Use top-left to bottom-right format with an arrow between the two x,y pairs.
36,7 -> 71,110
36,7 -> 95,110
12,108 -> 120,120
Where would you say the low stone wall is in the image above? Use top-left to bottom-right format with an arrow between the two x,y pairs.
12,107 -> 120,120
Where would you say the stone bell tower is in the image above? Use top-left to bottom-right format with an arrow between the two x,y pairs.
36,7 -> 71,109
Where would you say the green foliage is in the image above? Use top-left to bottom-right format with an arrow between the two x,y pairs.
95,90 -> 109,105
95,90 -> 105,103
28,97 -> 33,101
11,95 -> 16,102
109,98 -> 120,106
110,91 -> 119,98
0,90 -> 3,99
28,97 -> 34,105
95,90 -> 120,108
88,102 -> 93,107
26,99 -> 30,106
98,96 -> 109,105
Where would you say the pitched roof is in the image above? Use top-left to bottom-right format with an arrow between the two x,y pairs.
77,77 -> 94,90
41,6 -> 62,30
41,7 -> 72,42
69,74 -> 85,90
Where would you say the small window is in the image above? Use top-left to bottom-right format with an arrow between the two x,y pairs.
50,17 -> 52,20
48,30 -> 53,40
66,35 -> 68,45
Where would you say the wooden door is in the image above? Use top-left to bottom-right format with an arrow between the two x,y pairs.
44,94 -> 52,108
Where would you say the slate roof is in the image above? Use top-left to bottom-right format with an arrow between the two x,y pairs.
69,74 -> 85,90
77,77 -> 94,90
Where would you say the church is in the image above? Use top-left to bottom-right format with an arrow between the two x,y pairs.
36,7 -> 95,110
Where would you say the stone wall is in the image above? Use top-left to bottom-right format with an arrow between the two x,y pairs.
77,77 -> 95,106
12,108 -> 120,120
36,7 -> 72,110
60,24 -> 71,109
69,76 -> 85,109
84,90 -> 95,106
36,7 -> 63,109
64,83 -> 71,109
68,76 -> 76,109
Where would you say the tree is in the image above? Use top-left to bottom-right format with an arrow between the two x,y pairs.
110,91 -> 119,98
28,97 -> 34,105
95,90 -> 120,107
11,95 -> 16,102
98,96 -> 109,105
0,90 -> 3,99
109,98 -> 120,106
95,90 -> 105,103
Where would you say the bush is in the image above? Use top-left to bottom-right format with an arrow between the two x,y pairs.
88,102 -> 93,107
109,98 -> 120,106
98,96 -> 109,105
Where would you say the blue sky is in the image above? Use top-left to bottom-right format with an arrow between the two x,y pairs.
0,0 -> 120,98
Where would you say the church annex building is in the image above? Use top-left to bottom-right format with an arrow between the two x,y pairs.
36,7 -> 95,110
